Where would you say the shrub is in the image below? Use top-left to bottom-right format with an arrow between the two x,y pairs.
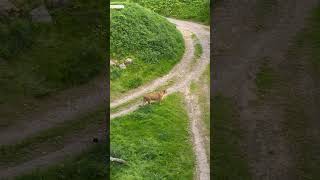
60,40 -> 105,85
0,19 -> 34,59
124,76 -> 142,89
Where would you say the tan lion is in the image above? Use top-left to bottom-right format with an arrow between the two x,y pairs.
143,90 -> 167,105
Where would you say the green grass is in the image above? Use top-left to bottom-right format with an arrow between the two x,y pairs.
110,2 -> 184,99
195,43 -> 203,59
0,108 -> 105,166
0,0 -> 106,106
111,0 -> 210,24
15,143 -> 108,180
255,57 -> 277,97
212,94 -> 251,180
111,93 -> 195,179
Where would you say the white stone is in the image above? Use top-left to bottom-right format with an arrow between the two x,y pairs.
119,63 -> 126,69
125,58 -> 133,65
110,5 -> 124,9
110,60 -> 116,66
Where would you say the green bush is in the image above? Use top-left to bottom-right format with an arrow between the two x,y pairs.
110,66 -> 122,80
124,76 -> 142,89
0,19 -> 34,59
60,40 -> 105,85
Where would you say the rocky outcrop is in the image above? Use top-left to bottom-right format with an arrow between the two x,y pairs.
30,5 -> 52,23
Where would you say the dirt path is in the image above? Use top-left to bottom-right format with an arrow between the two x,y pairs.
184,88 -> 210,180
213,0 -> 318,179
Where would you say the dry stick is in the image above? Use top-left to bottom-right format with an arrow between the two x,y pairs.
110,157 -> 127,164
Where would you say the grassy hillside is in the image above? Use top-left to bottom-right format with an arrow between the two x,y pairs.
111,0 -> 210,24
0,0 -> 106,106
110,2 -> 184,99
111,93 -> 195,179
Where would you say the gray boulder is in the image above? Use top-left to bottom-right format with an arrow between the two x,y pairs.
30,5 -> 52,23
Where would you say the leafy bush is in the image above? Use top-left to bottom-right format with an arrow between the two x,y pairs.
60,40 -> 105,85
110,66 -> 122,80
124,76 -> 142,89
0,19 -> 34,59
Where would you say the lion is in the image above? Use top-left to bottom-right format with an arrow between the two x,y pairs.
143,90 -> 167,105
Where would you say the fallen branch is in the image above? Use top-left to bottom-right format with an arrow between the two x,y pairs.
110,157 -> 127,164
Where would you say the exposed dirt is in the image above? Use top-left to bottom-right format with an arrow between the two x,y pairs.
184,87 -> 210,180
213,0 -> 319,179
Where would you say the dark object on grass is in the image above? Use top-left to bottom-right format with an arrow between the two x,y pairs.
92,137 -> 99,143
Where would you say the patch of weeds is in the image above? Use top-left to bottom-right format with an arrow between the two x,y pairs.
195,43 -> 203,59
190,80 -> 198,93
124,76 -> 143,89
255,57 -> 276,97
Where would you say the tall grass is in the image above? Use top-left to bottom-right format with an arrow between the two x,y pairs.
111,93 -> 195,179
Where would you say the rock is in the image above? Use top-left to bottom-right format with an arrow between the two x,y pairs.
119,63 -> 126,69
110,60 -> 116,66
30,5 -> 52,23
45,0 -> 69,9
0,0 -> 19,16
124,58 -> 133,65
